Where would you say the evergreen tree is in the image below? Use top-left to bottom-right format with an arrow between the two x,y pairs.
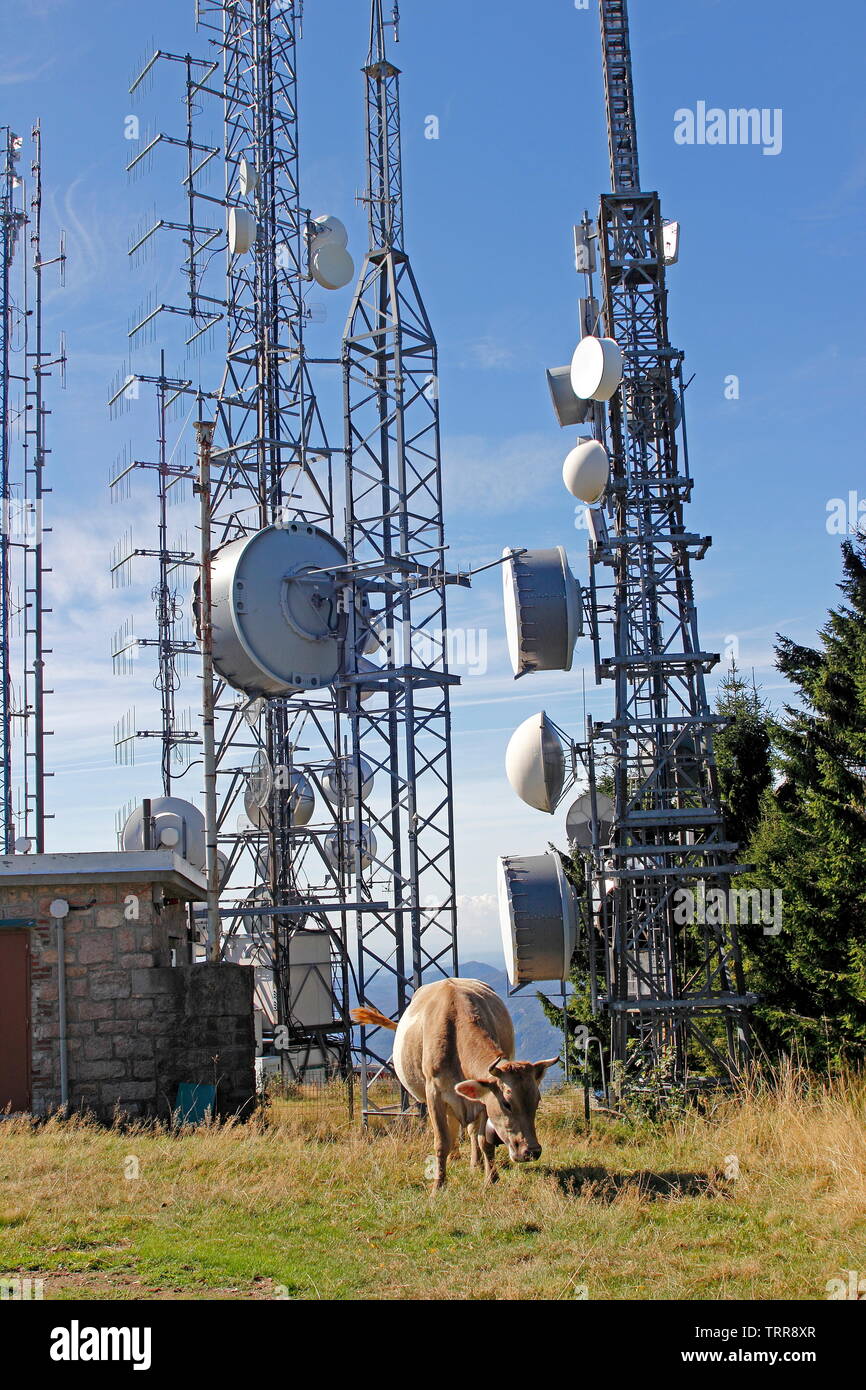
744,538 -> 866,1066
713,658 -> 772,851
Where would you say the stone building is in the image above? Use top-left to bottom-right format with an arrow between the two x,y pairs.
0,851 -> 255,1120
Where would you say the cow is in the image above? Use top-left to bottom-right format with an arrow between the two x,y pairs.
352,978 -> 558,1191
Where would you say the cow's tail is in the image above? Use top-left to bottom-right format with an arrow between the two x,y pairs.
351,1005 -> 398,1032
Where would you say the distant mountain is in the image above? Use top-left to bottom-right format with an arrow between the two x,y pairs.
362,959 -> 565,1085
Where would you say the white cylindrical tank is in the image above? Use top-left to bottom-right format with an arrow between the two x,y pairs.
562,438 -> 610,504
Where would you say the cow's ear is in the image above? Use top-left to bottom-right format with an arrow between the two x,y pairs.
533,1058 -> 560,1079
455,1079 -> 491,1101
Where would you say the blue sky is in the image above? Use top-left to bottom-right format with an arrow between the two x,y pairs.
3,0 -> 865,958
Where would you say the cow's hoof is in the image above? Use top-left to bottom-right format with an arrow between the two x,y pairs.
484,1169 -> 499,1186
430,1179 -> 446,1194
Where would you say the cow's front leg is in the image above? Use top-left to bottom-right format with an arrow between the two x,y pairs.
425,1081 -> 456,1192
479,1129 -> 499,1185
468,1111 -> 484,1169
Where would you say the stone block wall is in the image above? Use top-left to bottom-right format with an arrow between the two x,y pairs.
0,877 -> 255,1120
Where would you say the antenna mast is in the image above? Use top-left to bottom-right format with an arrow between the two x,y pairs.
1,124 -> 63,854
343,0 -> 466,1117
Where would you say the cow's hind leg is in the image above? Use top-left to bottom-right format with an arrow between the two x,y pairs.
426,1081 -> 458,1192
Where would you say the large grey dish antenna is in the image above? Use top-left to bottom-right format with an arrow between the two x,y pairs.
497,851 -> 578,986
122,796 -> 206,872
505,711 -> 565,813
502,546 -> 581,677
209,522 -> 346,698
565,791 -> 615,850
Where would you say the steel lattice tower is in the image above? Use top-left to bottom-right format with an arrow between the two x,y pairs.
118,1 -> 359,1083
343,0 -> 465,1115
584,0 -> 752,1084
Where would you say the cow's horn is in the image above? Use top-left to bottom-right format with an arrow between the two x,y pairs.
489,1055 -> 504,1076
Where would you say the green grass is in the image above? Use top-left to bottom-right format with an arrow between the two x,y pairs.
1,1069 -> 865,1300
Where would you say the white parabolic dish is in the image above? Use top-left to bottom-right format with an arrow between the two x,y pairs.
505,711 -> 565,814
502,545 -> 580,677
497,851 -> 578,986
562,438 -> 610,504
570,335 -> 623,402
238,157 -> 258,197
322,755 -> 375,806
324,824 -> 376,874
122,796 -> 207,872
228,206 -> 256,256
311,242 -> 354,290
311,214 -> 348,249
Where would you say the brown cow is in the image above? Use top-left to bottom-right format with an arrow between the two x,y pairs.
352,978 -> 558,1190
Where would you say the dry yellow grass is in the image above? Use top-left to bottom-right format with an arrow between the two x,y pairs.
1,1067 -> 864,1301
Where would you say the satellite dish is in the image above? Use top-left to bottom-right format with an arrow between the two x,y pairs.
562,439 -> 610,505
546,365 -> 593,428
287,772 -> 316,827
122,796 -> 206,872
228,206 -> 257,256
347,654 -> 383,703
244,770 -> 315,830
243,696 -> 265,727
310,242 -> 354,290
248,749 -> 273,807
570,336 -> 623,402
505,711 -> 565,814
209,522 -> 346,698
14,836 -> 32,854
565,791 -> 615,850
310,214 -> 348,250
216,850 -> 229,887
322,756 -> 375,806
502,545 -> 581,677
238,156 -> 258,197
324,824 -> 377,876
497,851 -> 578,986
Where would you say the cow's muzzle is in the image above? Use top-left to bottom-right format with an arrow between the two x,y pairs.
513,1144 -> 542,1163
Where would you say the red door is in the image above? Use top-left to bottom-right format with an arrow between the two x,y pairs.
0,931 -> 31,1112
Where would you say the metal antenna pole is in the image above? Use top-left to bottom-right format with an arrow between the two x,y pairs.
0,124 -> 63,854
343,0 -> 466,1118
195,410 -> 221,960
0,128 -> 24,852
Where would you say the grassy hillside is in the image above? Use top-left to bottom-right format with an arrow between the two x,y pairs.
1,1067 -> 864,1301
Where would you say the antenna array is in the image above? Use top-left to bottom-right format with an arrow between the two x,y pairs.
0,123 -> 64,854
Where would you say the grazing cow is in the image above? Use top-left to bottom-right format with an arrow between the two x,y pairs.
352,978 -> 558,1191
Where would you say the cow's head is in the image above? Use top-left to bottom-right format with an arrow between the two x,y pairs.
455,1056 -> 558,1163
